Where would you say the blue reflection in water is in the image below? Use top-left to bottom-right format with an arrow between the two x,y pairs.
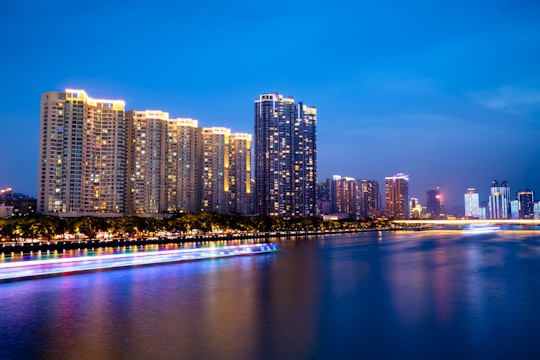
1,231 -> 540,360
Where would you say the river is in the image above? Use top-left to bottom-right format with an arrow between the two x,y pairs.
1,230 -> 540,359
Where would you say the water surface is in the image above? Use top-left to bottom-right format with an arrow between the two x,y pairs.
1,231 -> 540,359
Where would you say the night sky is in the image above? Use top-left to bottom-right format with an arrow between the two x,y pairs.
1,0 -> 539,208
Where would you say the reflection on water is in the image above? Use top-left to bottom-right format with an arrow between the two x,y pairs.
2,231 -> 540,359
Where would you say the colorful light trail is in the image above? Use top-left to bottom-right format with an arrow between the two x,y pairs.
0,243 -> 278,282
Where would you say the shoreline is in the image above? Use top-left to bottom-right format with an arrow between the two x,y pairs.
0,226 -> 428,255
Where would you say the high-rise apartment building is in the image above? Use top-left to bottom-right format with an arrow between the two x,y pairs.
385,173 -> 409,219
126,110 -> 168,215
325,176 -> 381,220
126,111 -> 203,215
426,187 -> 444,219
39,89 -> 250,217
293,103 -> 317,217
328,175 -> 359,217
201,127 -> 230,214
164,118 -> 202,213
517,190 -> 534,219
200,128 -> 252,215
464,188 -> 480,219
360,180 -> 381,219
38,90 -> 127,216
254,92 -> 317,217
488,180 -> 510,219
228,133 -> 252,215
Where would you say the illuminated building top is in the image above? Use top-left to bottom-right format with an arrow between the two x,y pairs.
65,89 -> 125,111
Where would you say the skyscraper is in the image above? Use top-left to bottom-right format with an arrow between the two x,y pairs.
164,118 -> 202,214
517,190 -> 534,219
426,187 -> 444,219
293,102 -> 317,217
126,110 -> 168,215
126,111 -> 202,215
385,173 -> 409,219
201,127 -> 230,214
488,180 -> 510,219
328,175 -> 359,217
228,133 -> 252,215
40,89 -> 250,217
254,92 -> 317,217
360,180 -> 381,219
38,90 -> 127,216
464,188 -> 480,219
325,176 -> 380,220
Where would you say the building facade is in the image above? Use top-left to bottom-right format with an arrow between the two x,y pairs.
254,92 -> 317,217
517,190 -> 534,219
39,89 -> 250,217
488,180 -> 510,219
360,180 -> 381,219
228,133 -> 252,215
126,111 -> 203,215
38,90 -> 127,216
201,127 -> 230,214
327,175 -> 359,217
385,173 -> 409,219
126,110 -> 168,215
164,118 -> 202,213
325,176 -> 380,220
426,187 -> 444,219
464,188 -> 480,219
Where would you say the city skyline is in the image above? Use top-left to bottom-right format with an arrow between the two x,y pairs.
1,0 -> 539,207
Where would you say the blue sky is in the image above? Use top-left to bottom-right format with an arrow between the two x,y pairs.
1,0 -> 539,207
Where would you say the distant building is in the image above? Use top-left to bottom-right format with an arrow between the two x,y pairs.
328,175 -> 359,218
0,192 -> 36,216
534,202 -> 540,220
254,92 -> 317,217
517,190 -> 534,219
385,173 -> 409,219
479,201 -> 488,220
326,176 -> 380,220
510,200 -> 520,219
316,182 -> 331,215
464,188 -> 480,219
0,204 -> 14,218
426,187 -> 444,218
410,197 -> 422,219
360,180 -> 381,218
488,180 -> 510,219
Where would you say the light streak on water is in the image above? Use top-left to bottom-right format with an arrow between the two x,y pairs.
0,243 -> 278,282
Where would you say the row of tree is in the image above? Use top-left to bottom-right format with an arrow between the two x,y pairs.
0,212 -> 393,241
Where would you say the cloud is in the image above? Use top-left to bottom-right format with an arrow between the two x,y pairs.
468,86 -> 540,115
